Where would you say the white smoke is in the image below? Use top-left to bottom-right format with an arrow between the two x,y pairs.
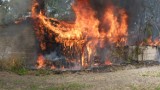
45,51 -> 65,61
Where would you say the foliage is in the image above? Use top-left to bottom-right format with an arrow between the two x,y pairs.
0,0 -> 31,25
11,67 -> 28,75
35,69 -> 51,76
0,54 -> 29,75
45,0 -> 74,20
111,45 -> 146,64
144,23 -> 153,37
155,85 -> 160,90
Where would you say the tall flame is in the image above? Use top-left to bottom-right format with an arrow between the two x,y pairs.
104,6 -> 128,46
32,0 -> 129,69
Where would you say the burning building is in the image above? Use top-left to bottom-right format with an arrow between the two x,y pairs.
32,0 -> 128,69
0,0 -> 160,70
31,0 -> 160,70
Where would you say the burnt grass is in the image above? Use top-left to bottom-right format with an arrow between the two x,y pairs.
1,61 -> 160,90
91,61 -> 160,73
26,61 -> 160,75
1,59 -> 157,76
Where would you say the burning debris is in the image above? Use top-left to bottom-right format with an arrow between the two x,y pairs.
30,0 -> 160,70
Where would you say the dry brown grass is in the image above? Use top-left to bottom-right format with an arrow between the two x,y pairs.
0,54 -> 25,70
0,54 -> 30,75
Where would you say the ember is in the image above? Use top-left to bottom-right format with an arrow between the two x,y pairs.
36,54 -> 46,69
105,60 -> 112,66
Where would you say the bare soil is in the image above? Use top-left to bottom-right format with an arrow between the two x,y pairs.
1,65 -> 160,90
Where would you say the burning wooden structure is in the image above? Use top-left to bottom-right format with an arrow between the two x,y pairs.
30,0 -> 160,70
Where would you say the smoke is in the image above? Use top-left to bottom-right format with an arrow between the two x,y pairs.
1,0 -> 159,67
89,0 -> 160,45
0,0 -> 38,66
0,23 -> 37,66
90,0 -> 113,18
0,0 -> 32,24
45,51 -> 65,61
90,0 -> 127,17
122,0 -> 160,44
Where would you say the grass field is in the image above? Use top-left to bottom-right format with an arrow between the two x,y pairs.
1,66 -> 160,90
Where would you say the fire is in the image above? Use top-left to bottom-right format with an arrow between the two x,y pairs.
32,0 -> 128,69
36,54 -> 46,69
31,0 -> 39,18
104,6 -> 128,46
140,36 -> 160,46
105,59 -> 112,66
51,65 -> 56,70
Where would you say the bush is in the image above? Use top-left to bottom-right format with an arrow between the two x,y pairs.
0,54 -> 28,75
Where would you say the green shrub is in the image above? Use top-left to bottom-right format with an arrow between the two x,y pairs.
0,54 -> 28,75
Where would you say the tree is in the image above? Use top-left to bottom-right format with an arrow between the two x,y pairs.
125,0 -> 160,44
45,0 -> 74,21
0,0 -> 32,25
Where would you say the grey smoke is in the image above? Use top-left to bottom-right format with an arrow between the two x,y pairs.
44,51 -> 65,61
0,0 -> 32,24
124,0 -> 160,44
0,0 -> 37,66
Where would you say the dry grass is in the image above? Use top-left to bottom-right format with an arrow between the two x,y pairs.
0,54 -> 29,75
0,54 -> 24,70
1,66 -> 160,90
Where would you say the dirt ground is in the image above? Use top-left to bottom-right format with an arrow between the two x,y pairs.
1,66 -> 160,90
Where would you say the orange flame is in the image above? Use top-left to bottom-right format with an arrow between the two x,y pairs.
51,65 -> 56,70
105,60 -> 112,66
32,0 -> 128,68
37,54 -> 46,69
104,6 -> 128,46
140,36 -> 160,46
